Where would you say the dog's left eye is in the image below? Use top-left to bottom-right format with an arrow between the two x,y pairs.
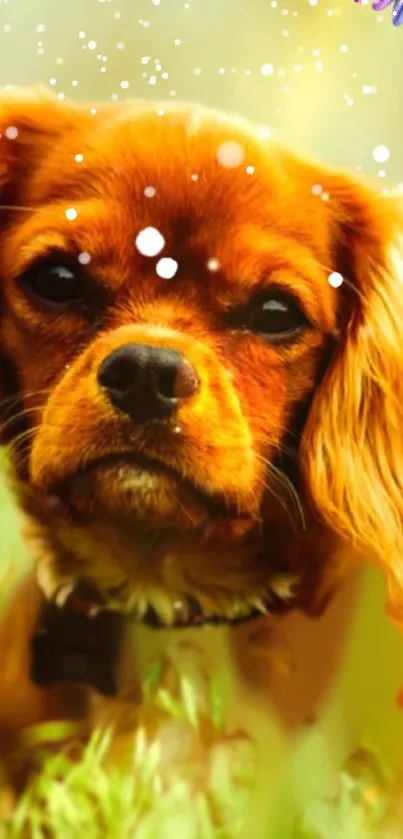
235,292 -> 308,341
21,262 -> 84,306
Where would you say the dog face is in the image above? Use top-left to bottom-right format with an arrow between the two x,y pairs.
1,88 -> 403,627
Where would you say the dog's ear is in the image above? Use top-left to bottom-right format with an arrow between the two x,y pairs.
301,173 -> 403,620
0,85 -> 84,200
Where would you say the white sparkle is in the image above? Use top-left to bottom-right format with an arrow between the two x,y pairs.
340,43 -> 348,52
72,80 -> 79,87
372,145 -> 390,163
141,56 -> 150,64
311,183 -> 323,195
174,38 -> 182,45
78,30 -> 86,39
156,258 -> 178,279
135,227 -> 165,257
57,93 -> 65,100
87,40 -> 97,50
246,165 -> 255,174
75,153 -> 84,163
328,272 -> 343,288
378,169 -> 386,178
5,125 -> 18,140
194,68 -> 202,76
65,208 -> 78,221
120,80 -> 130,89
261,63 -> 274,77
148,76 -> 157,86
144,185 -> 156,197
78,252 -> 91,265
218,67 -> 225,75
256,125 -> 272,141
190,173 -> 199,181
216,140 -> 245,168
117,42 -> 125,50
90,108 -> 97,116
207,258 -> 220,272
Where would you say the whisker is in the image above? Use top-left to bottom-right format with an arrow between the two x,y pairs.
0,405 -> 48,436
269,464 -> 305,531
0,204 -> 41,213
254,451 -> 305,531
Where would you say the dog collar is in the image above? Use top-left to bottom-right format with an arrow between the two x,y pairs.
30,577 -> 297,695
31,598 -> 126,697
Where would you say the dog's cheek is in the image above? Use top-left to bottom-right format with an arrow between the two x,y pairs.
0,353 -> 27,447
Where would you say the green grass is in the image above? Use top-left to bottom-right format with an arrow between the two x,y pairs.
1,457 -> 403,838
0,672 -> 397,839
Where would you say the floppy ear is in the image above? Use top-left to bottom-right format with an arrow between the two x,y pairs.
0,85 -> 84,199
301,174 -> 403,620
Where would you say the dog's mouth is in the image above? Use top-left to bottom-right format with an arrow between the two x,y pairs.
50,450 -> 251,527
38,452 -> 302,630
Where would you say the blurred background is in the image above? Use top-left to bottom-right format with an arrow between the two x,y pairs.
1,0 -> 403,836
0,0 -> 401,181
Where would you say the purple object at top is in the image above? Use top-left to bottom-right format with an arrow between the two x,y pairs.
370,0 -> 403,24
392,0 -> 403,23
355,0 -> 403,23
372,0 -> 392,9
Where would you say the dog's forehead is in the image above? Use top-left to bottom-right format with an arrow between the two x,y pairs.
36,104 -> 322,234
11,103 -> 334,287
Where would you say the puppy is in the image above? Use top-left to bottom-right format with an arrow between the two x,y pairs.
0,87 -> 403,756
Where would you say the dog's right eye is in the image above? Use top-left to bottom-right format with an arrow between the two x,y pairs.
20,261 -> 84,307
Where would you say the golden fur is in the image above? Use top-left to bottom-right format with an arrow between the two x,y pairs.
0,87 -> 402,761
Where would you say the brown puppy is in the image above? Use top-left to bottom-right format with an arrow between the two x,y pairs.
0,87 -> 403,752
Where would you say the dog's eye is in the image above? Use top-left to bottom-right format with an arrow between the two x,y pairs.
242,293 -> 308,341
21,262 -> 84,306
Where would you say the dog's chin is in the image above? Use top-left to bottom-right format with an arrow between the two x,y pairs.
42,454 -> 258,539
30,455 -> 301,629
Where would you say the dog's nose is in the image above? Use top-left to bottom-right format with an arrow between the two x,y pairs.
98,343 -> 199,423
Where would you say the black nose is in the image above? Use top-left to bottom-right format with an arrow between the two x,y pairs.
98,343 -> 199,423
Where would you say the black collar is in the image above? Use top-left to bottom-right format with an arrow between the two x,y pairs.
30,580 -> 296,695
31,599 -> 127,697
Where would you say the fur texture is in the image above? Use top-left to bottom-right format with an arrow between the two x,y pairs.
0,87 -> 402,753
